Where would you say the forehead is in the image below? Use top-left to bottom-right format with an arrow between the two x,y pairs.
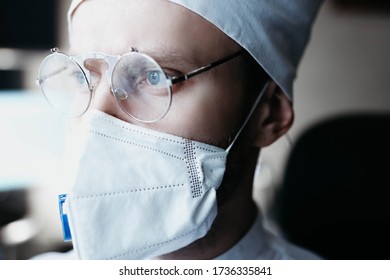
70,0 -> 239,64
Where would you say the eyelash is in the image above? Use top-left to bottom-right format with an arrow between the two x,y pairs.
162,68 -> 182,79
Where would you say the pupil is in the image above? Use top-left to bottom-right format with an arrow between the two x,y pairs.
148,71 -> 161,85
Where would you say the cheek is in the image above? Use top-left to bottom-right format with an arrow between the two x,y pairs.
162,78 -> 245,147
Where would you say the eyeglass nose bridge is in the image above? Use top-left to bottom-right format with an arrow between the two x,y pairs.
72,52 -> 120,89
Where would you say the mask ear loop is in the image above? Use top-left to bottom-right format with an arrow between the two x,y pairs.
225,81 -> 270,153
285,133 -> 293,147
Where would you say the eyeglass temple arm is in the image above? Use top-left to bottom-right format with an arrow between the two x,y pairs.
170,49 -> 245,85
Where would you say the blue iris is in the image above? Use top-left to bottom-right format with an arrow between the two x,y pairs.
73,71 -> 86,85
147,71 -> 162,86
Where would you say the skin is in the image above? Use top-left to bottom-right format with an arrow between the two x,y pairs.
70,0 -> 294,259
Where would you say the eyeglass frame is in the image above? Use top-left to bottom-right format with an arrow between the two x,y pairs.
37,47 -> 245,122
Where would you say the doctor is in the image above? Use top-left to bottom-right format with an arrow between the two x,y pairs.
37,0 -> 323,259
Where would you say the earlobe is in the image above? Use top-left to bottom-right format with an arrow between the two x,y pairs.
252,82 -> 294,147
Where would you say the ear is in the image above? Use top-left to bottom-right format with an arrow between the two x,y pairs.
251,81 -> 294,147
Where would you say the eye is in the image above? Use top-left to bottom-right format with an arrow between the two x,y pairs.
71,70 -> 87,85
146,70 -> 165,86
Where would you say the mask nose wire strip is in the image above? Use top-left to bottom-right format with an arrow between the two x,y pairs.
225,81 -> 269,153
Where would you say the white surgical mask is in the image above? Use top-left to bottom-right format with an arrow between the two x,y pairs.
59,84 -> 268,260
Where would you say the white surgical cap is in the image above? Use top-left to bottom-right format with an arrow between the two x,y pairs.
68,0 -> 324,100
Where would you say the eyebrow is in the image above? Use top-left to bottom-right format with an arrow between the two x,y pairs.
145,48 -> 199,71
68,46 -> 200,71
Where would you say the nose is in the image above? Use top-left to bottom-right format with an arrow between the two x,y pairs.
83,59 -> 129,121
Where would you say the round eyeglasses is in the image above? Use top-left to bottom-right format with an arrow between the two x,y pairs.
37,48 -> 244,123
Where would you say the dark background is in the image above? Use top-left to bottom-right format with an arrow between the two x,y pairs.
0,0 -> 58,49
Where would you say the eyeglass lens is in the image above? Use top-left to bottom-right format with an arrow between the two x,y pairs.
111,53 -> 171,122
38,52 -> 172,122
39,53 -> 91,117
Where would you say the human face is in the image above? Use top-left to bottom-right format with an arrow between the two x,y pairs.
70,0 -> 247,148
